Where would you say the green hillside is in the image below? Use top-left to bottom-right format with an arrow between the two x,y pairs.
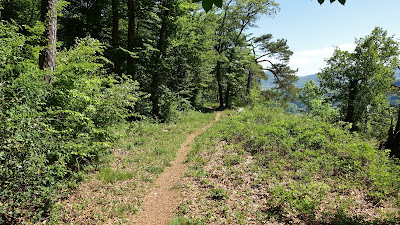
174,107 -> 400,224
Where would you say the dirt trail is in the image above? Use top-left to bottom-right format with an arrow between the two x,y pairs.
134,112 -> 221,225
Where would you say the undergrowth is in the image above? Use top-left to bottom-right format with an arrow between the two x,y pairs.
52,110 -> 216,223
106,110 -> 216,184
0,22 -> 139,224
175,107 -> 400,224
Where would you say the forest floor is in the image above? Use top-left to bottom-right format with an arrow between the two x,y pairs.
52,110 -> 220,224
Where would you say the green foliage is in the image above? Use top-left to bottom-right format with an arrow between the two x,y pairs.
0,21 -> 42,82
223,155 -> 243,166
247,87 -> 283,108
299,80 -> 339,122
0,22 -> 53,223
0,0 -> 41,26
159,86 -> 194,122
252,34 -> 299,102
193,106 -> 400,222
318,27 -> 400,133
54,37 -> 141,126
0,22 -> 139,223
168,216 -> 202,225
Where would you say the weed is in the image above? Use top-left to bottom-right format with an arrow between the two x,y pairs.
177,203 -> 189,215
223,155 -> 243,166
145,165 -> 164,175
210,188 -> 228,201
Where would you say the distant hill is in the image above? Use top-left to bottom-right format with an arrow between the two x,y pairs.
261,73 -> 318,90
261,69 -> 400,90
295,74 -> 318,87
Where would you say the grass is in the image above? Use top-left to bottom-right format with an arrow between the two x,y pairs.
174,106 -> 400,224
51,110 -> 216,223
97,167 -> 134,183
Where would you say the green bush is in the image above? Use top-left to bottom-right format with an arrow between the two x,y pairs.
159,85 -> 194,122
299,80 -> 339,122
0,22 -> 140,223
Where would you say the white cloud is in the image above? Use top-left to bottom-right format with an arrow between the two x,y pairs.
290,43 -> 356,77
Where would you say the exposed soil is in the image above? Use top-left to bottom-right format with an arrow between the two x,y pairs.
133,112 -> 221,224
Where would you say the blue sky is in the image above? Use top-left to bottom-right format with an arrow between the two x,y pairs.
247,0 -> 400,76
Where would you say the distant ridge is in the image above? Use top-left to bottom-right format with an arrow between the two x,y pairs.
261,73 -> 318,90
261,69 -> 400,90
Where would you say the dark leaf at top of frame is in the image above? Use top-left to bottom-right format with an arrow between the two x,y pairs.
202,0 -> 213,11
214,0 -> 223,8
319,0 -> 346,5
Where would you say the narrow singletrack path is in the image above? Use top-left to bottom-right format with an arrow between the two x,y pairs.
134,112 -> 222,225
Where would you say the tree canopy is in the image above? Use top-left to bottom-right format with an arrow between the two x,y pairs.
318,27 -> 400,130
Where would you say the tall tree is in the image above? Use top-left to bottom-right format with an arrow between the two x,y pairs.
251,34 -> 298,101
59,0 -> 108,48
162,3 -> 217,107
39,0 -> 57,83
112,0 -> 121,75
127,0 -> 137,76
213,0 -> 279,109
318,27 -> 400,130
151,0 -> 175,118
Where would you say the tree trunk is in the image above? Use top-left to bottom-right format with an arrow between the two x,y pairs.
345,79 -> 358,128
112,0 -> 121,76
224,65 -> 232,108
89,0 -> 102,40
39,0 -> 57,83
385,106 -> 400,158
127,0 -> 136,76
151,2 -> 169,118
216,60 -> 224,109
246,69 -> 254,94
225,81 -> 231,109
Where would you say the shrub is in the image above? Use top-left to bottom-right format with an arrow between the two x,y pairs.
299,80 -> 339,122
0,22 -> 139,223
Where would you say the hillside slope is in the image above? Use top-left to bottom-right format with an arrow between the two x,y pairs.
172,107 -> 400,224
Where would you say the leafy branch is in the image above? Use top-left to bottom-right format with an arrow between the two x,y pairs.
196,0 -> 346,12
